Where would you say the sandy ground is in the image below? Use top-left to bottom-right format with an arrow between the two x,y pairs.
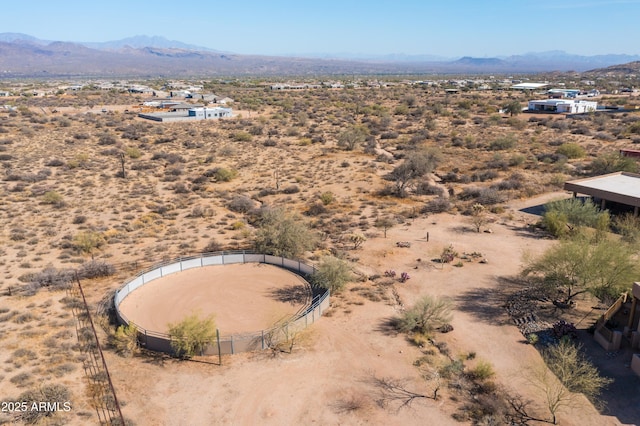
118,263 -> 310,335
106,195 -> 626,426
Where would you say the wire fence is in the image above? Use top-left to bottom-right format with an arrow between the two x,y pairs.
70,275 -> 125,425
114,251 -> 330,356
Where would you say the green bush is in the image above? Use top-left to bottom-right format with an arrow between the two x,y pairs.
556,143 -> 585,159
542,198 -> 608,237
232,131 -> 252,142
310,256 -> 352,293
168,312 -> 216,358
214,167 -> 238,182
488,135 -> 516,150
397,295 -> 453,334
42,191 -> 64,207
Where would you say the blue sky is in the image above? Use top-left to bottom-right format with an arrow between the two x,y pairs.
4,0 -> 639,57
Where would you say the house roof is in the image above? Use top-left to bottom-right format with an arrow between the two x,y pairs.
511,83 -> 548,90
564,172 -> 640,208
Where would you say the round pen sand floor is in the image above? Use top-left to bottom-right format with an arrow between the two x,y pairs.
118,263 -> 311,335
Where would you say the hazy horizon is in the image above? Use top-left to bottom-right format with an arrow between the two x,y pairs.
4,0 -> 640,58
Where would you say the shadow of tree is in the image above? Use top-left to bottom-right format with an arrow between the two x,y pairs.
454,276 -> 527,325
266,284 -> 310,305
375,316 -> 402,337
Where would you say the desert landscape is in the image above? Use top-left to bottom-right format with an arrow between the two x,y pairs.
1,74 -> 640,426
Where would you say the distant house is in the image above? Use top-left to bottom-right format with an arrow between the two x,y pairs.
0,91 -> 11,97
188,107 -> 232,119
547,89 -> 580,99
138,106 -> 232,122
511,82 -> 548,90
527,99 -> 597,114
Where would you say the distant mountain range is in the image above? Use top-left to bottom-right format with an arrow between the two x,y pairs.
0,33 -> 639,78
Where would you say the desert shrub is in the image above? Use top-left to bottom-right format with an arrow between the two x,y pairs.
556,143 -> 586,159
613,213 -> 640,243
14,384 -> 71,424
42,191 -> 65,207
232,131 -> 252,142
173,182 -> 190,193
213,167 -> 238,182
168,312 -> 216,358
29,266 -> 75,290
310,256 -> 352,293
415,182 -> 444,196
45,159 -> 65,167
151,152 -> 183,164
594,131 -> 615,141
282,185 -> 300,194
125,146 -> 142,158
306,202 -> 327,216
98,133 -> 117,145
492,178 -> 518,192
110,324 -> 138,357
227,195 -> 256,213
203,239 -> 224,253
542,198 -> 607,237
537,152 -> 567,164
77,260 -> 115,279
338,126 -> 369,151
468,360 -> 495,381
254,207 -> 316,258
72,231 -> 105,254
397,295 -> 453,334
422,197 -> 451,213
319,191 -> 334,205
590,152 -> 638,175
488,134 -> 516,150
380,131 -> 399,139
472,170 -> 499,182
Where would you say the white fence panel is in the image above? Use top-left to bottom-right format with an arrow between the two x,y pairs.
223,254 -> 244,264
127,276 -> 144,293
244,253 -> 265,263
203,255 -> 223,266
264,255 -> 283,266
161,262 -> 181,276
143,268 -> 162,283
299,263 -> 315,275
181,258 -> 202,270
282,258 -> 298,271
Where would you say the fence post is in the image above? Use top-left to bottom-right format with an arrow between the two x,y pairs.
261,330 -> 265,350
230,335 -> 234,354
216,329 -> 222,366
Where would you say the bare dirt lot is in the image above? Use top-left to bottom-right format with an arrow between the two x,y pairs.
106,207 -> 618,426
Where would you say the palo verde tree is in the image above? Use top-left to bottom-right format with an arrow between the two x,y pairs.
168,311 -> 217,358
503,100 -> 523,117
529,340 -> 612,424
337,125 -> 368,151
522,232 -> 638,304
253,207 -> 317,258
386,148 -> 440,197
310,256 -> 352,293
